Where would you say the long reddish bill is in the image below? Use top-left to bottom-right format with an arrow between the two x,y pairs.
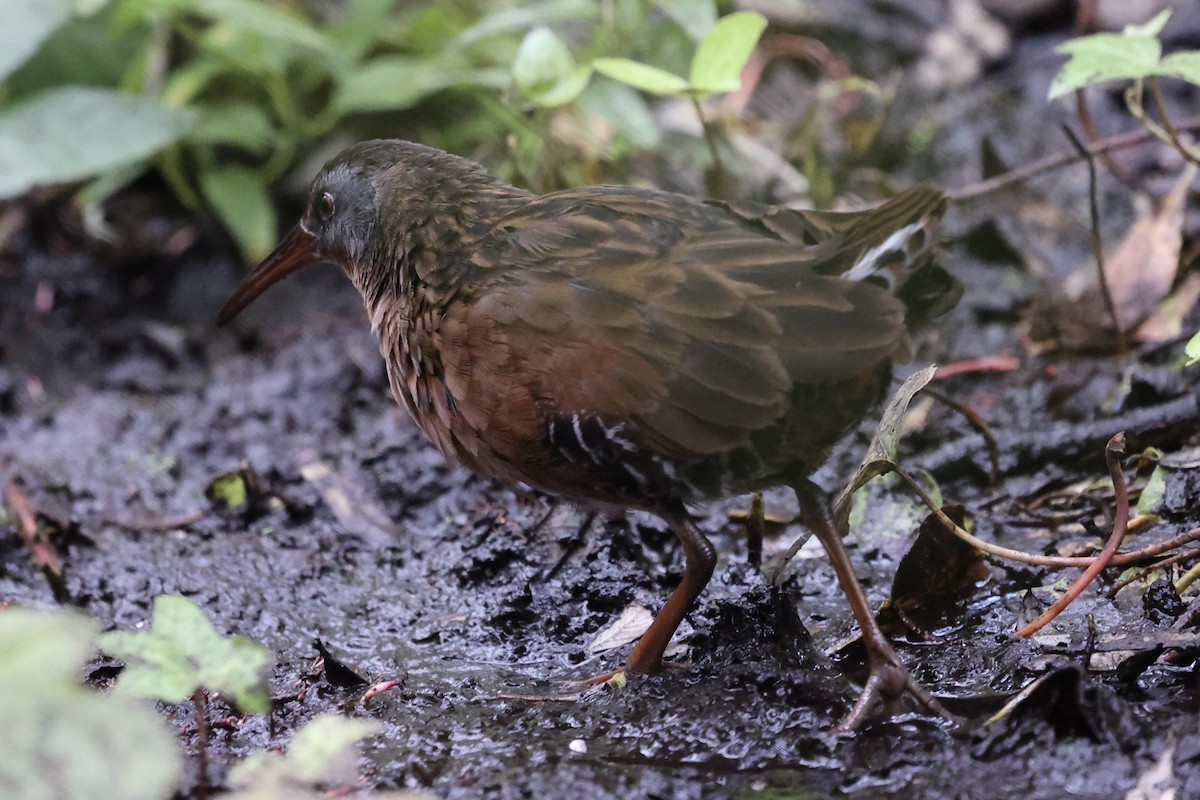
216,226 -> 322,324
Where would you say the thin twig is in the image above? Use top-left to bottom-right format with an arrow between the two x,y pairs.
4,481 -> 69,603
1147,76 -> 1200,166
921,385 -> 1000,489
1107,546 -> 1200,598
1176,559 -> 1200,595
690,96 -> 731,197
746,492 -> 764,569
1061,124 -> 1127,357
898,469 -> 1200,568
1071,0 -> 1134,184
949,117 -> 1200,200
192,689 -> 209,800
1016,433 -> 1129,637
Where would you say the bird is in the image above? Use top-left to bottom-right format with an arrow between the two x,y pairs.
218,139 -> 961,729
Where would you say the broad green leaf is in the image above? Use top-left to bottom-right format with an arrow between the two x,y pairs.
0,608 -> 182,800
198,166 -> 277,262
1049,30 -> 1163,99
1186,330 -> 1200,365
192,102 -> 274,153
653,0 -> 716,40
0,608 -> 97,688
593,57 -> 690,95
0,0 -> 73,82
330,0 -> 399,61
180,0 -> 337,57
578,78 -> 662,148
334,57 -> 507,114
512,27 -> 591,107
455,0 -> 597,47
0,87 -> 195,200
688,10 -> 767,95
99,594 -> 272,714
1159,51 -> 1200,85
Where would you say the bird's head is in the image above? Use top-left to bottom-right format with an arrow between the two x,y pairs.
217,139 -> 503,324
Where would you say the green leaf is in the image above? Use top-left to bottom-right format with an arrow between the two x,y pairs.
0,608 -> 98,688
0,0 -> 73,82
0,87 -> 195,200
1136,464 -> 1167,515
179,0 -> 337,57
688,10 -> 767,95
99,595 -> 273,714
511,26 -> 591,107
334,57 -> 508,115
577,78 -> 662,148
192,102 -> 274,153
653,0 -> 716,40
593,57 -> 690,95
198,166 -> 276,262
1124,8 -> 1172,39
455,0 -> 598,47
229,716 -> 380,795
1159,50 -> 1200,86
0,608 -> 182,800
330,0 -> 399,61
225,715 -> 436,800
1186,330 -> 1200,365
834,364 -> 938,518
1049,29 -> 1163,100
205,469 -> 250,510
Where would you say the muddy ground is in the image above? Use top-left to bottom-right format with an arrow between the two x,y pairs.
3,4 -> 1200,799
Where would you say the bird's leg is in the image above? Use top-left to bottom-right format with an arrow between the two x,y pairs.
625,516 -> 717,674
793,479 -> 956,731
576,515 -> 716,685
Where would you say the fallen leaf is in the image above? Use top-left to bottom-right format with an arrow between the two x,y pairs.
587,605 -> 653,653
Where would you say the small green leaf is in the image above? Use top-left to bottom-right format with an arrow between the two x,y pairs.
1124,8 -> 1172,39
1049,29 -> 1163,99
198,166 -> 277,263
226,716 -> 381,799
0,87 -> 195,200
1159,50 -> 1200,85
593,57 -> 690,96
653,0 -> 716,40
455,0 -> 598,47
0,0 -> 73,82
688,10 -> 767,95
99,595 -> 273,714
206,469 -> 250,511
511,26 -> 591,107
1185,330 -> 1200,365
1136,465 -> 1167,515
0,608 -> 182,800
577,78 -> 662,148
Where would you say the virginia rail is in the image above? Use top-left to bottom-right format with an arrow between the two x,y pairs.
219,140 -> 960,729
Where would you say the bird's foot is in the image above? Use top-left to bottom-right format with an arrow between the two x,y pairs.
835,646 -> 958,732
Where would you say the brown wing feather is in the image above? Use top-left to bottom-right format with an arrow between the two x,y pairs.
453,185 -> 942,467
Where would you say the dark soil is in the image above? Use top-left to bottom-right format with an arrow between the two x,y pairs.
3,5 -> 1200,799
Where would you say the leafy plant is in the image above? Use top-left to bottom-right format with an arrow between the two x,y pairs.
1050,10 -> 1200,366
0,607 -> 181,800
2,0 -> 769,258
226,715 -> 433,800
100,594 -> 272,713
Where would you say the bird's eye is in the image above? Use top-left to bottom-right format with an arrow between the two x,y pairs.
316,192 -> 336,222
